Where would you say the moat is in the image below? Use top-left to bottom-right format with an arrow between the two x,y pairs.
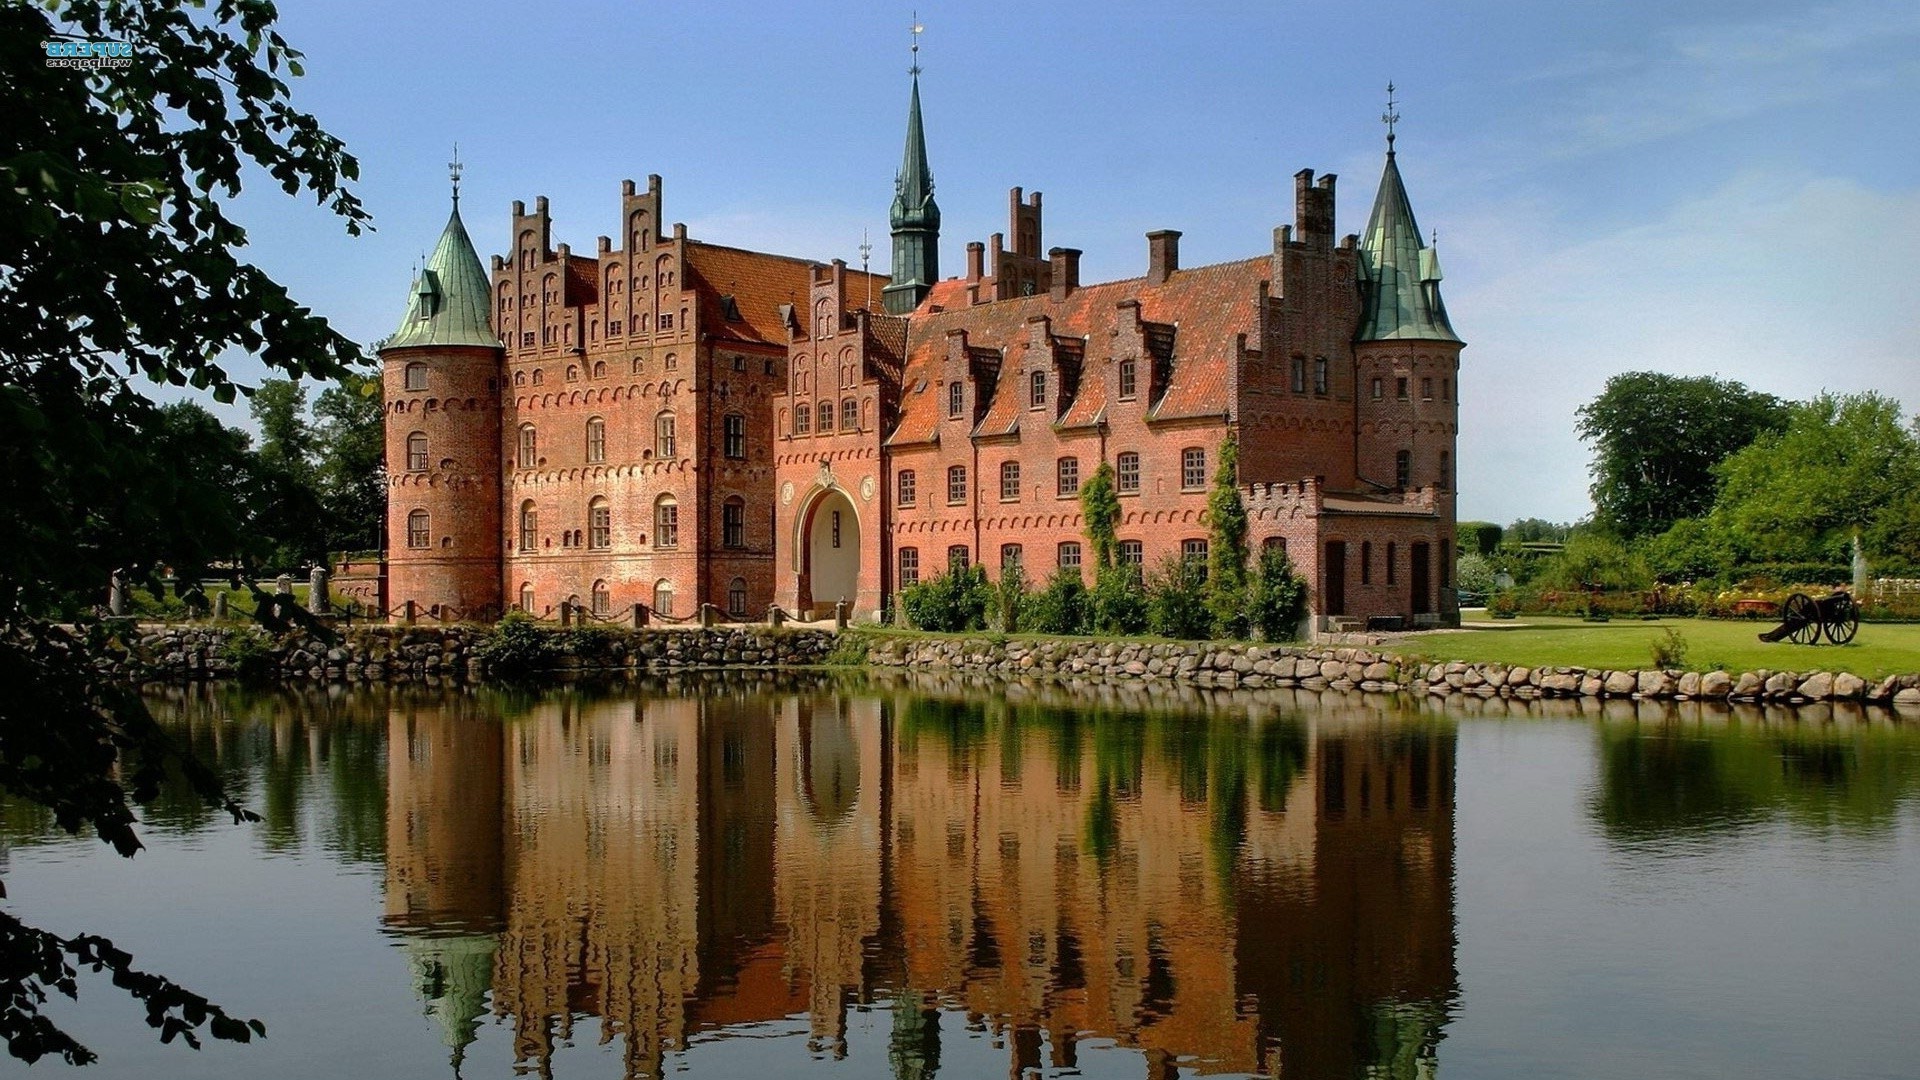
4,675 -> 1917,1079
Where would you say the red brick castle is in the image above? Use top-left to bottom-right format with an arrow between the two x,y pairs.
381,76 -> 1463,631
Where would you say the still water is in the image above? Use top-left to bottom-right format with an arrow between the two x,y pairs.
3,675 -> 1918,1079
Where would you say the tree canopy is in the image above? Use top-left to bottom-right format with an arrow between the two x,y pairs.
1,0 -> 368,1063
1575,372 -> 1789,539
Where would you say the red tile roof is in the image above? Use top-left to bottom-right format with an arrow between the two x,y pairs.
684,242 -> 819,346
892,258 -> 1267,444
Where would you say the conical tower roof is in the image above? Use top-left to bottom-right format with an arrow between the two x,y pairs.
1358,151 -> 1460,344
386,199 -> 498,351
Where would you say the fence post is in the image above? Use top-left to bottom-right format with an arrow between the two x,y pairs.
404,599 -> 417,626
699,602 -> 717,628
834,600 -> 849,630
309,566 -> 332,614
212,591 -> 229,621
633,604 -> 649,629
559,600 -> 573,627
768,605 -> 786,628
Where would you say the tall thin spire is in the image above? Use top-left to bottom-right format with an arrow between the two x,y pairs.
448,144 -> 463,207
1382,82 -> 1400,157
884,14 -> 940,315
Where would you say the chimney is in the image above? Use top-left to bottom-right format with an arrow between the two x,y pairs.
1147,229 -> 1181,284
1049,248 -> 1080,301
966,242 -> 984,282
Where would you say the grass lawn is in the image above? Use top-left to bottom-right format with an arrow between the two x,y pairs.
1392,611 -> 1920,679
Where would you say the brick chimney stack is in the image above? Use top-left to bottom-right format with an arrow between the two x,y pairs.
1147,230 -> 1181,284
1049,248 -> 1080,300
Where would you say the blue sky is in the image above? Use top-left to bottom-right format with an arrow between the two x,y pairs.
208,0 -> 1920,525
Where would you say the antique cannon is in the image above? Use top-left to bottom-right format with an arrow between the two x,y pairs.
1758,590 -> 1859,645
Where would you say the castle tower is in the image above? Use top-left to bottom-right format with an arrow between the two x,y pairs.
382,172 -> 505,620
1353,87 -> 1464,619
882,39 -> 940,315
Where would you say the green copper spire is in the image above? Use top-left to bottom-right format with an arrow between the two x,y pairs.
386,183 -> 498,350
1357,105 -> 1459,344
883,24 -> 939,315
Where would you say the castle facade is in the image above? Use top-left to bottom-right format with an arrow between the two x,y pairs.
381,74 -> 1463,630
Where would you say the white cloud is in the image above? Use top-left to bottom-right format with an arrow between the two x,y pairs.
1450,169 -> 1920,525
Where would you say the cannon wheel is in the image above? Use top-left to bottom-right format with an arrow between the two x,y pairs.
1783,592 -> 1821,645
1822,593 -> 1860,645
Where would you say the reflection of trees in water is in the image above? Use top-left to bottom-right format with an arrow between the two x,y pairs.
1593,723 -> 1920,840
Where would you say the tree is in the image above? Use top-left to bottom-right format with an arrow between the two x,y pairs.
1457,521 -> 1502,557
1079,461 -> 1120,571
1576,372 -> 1789,539
1204,437 -> 1250,639
1708,392 -> 1920,565
312,374 -> 386,555
1,0 -> 366,1063
1247,543 -> 1307,641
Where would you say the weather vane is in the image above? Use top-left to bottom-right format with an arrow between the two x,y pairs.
909,13 -> 923,76
859,228 -> 873,309
1382,82 -> 1400,151
449,144 -> 464,204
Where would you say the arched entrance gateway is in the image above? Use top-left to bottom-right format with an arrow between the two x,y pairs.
796,485 -> 861,619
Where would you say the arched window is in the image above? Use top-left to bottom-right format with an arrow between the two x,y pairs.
518,501 -> 538,551
593,360 -> 606,379
654,495 -> 679,548
816,399 -> 834,432
519,582 -> 534,613
404,362 -> 428,391
531,369 -> 544,386
406,509 -> 430,548
653,579 -> 675,617
406,432 -> 428,472
655,412 -> 676,457
723,413 -> 746,458
517,424 -> 537,469
514,370 -> 527,387
585,416 -> 606,463
722,497 -> 745,549
591,580 -> 611,616
795,402 -> 811,435
840,398 -> 857,431
588,497 -> 611,549
664,352 -> 678,371
727,577 -> 748,618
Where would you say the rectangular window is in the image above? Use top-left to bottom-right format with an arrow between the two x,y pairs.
1361,540 -> 1372,584
1442,377 -> 1451,402
723,414 -> 746,459
1440,451 -> 1451,489
1118,540 -> 1144,568
589,505 -> 611,550
407,435 -> 428,472
947,465 -> 968,504
408,512 -> 430,549
405,364 -> 428,391
520,510 -> 537,552
1001,544 -> 1023,572
1117,452 -> 1140,494
728,579 -> 748,616
1182,538 -> 1209,567
1030,370 -> 1047,409
1396,377 -> 1409,400
659,313 -> 673,330
1422,377 -> 1433,400
816,400 -> 833,432
1057,541 -> 1082,569
1314,356 -> 1329,395
723,501 -> 745,548
794,404 -> 811,435
1181,447 -> 1206,490
897,469 -> 917,507
518,426 -> 537,469
656,502 -> 679,548
1000,461 -> 1021,501
656,415 -> 676,457
947,381 -> 963,419
1371,377 -> 1383,400
1118,359 -> 1137,400
899,547 -> 920,586
1057,456 -> 1080,497
947,546 -> 970,572
1387,541 -> 1398,585
1396,450 -> 1411,489
842,398 -> 858,431
1291,357 -> 1306,393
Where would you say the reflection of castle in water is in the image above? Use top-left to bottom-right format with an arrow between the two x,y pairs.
380,689 -> 1456,1078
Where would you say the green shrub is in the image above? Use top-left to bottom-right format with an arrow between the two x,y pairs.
1204,437 -> 1250,639
1146,555 -> 1211,639
1089,565 -> 1149,635
1248,544 -> 1308,642
477,610 -> 562,675
1024,569 -> 1088,635
992,564 -> 1031,632
898,566 -> 992,632
220,628 -> 276,681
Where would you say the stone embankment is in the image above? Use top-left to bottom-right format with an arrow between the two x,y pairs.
114,624 -> 835,682
864,635 -> 1920,707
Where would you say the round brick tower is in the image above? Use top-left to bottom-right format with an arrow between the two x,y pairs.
382,189 -> 504,620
